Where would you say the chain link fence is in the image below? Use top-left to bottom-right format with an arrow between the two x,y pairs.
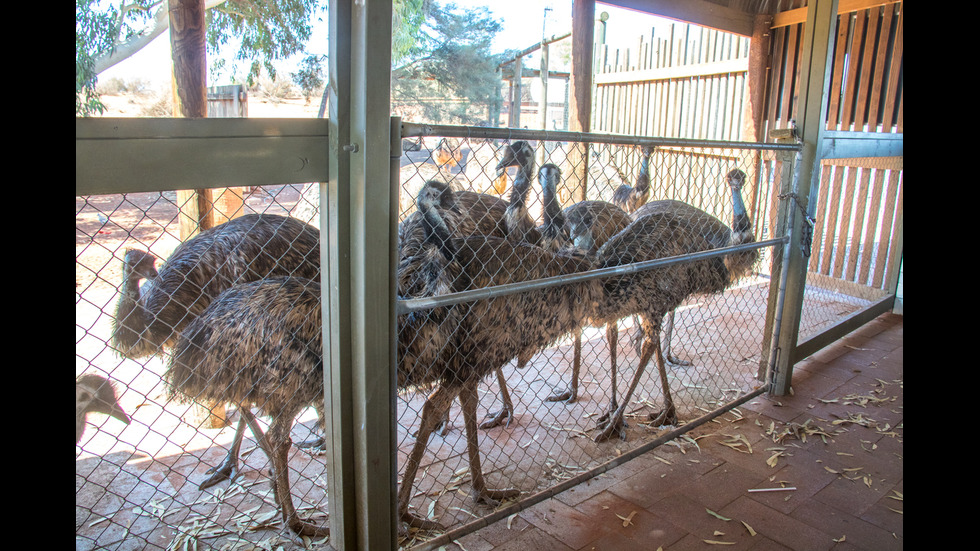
77,126 -> 873,550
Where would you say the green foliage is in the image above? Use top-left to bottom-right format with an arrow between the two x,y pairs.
205,0 -> 321,84
75,0 -> 115,116
392,0 -> 428,65
291,55 -> 325,102
392,2 -> 506,125
75,0 -> 324,115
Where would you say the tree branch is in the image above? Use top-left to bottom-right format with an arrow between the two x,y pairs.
94,0 -> 229,75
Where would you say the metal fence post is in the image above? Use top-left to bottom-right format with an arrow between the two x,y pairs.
325,1 -> 395,549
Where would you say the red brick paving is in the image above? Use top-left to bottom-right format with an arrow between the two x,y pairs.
451,313 -> 903,550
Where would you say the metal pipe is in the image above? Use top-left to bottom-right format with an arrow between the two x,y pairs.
765,150 -> 803,390
396,237 -> 786,315
400,121 -> 802,152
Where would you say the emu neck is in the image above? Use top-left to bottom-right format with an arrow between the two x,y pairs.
541,177 -> 563,230
636,154 -> 651,194
730,185 -> 752,240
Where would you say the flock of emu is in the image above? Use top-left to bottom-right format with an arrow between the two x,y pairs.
77,140 -> 759,539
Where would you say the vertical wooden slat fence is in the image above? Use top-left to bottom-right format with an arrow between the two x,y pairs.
767,0 -> 903,344
770,0 -> 903,134
592,22 -> 751,141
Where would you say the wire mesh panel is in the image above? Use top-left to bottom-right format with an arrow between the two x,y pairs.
391,129 -> 807,549
76,185 -> 328,550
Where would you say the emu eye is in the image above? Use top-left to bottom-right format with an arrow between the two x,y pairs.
79,392 -> 91,402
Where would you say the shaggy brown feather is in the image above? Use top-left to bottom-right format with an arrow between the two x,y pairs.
111,214 -> 320,359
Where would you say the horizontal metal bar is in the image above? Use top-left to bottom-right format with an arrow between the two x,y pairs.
792,294 -> 895,362
396,237 -> 787,315
76,117 -> 330,196
820,131 -> 903,160
400,122 -> 803,152
410,384 -> 770,551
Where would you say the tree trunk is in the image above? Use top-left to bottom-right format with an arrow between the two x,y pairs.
169,0 -> 231,429
564,0 -> 595,205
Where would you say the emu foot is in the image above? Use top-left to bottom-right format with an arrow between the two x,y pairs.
666,354 -> 691,367
199,456 -> 240,490
474,486 -> 520,506
287,517 -> 330,539
648,405 -> 678,427
295,436 -> 325,451
400,510 -> 445,532
414,412 -> 454,437
479,407 -> 513,430
544,388 -> 577,403
594,408 -> 628,442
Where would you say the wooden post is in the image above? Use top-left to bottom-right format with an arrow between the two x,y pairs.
743,15 -> 772,143
169,0 -> 230,429
565,0 -> 595,204
512,55 -> 523,128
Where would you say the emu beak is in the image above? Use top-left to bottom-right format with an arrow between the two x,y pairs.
493,172 -> 509,195
94,395 -> 131,426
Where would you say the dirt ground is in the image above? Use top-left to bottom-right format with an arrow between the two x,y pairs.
77,96 -> 871,550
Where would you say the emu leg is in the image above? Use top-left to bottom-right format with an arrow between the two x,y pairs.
546,327 -> 582,403
295,404 -> 326,450
596,316 -> 668,442
199,414 -> 247,490
268,413 -> 329,538
460,379 -> 519,504
480,367 -> 515,429
596,322 -> 622,424
663,310 -> 691,367
398,385 -> 458,531
648,328 -> 678,427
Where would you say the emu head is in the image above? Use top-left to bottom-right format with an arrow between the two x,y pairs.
726,169 -> 747,191
76,374 -> 130,444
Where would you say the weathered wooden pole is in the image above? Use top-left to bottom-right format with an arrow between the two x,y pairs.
565,0 -> 595,204
168,0 -> 233,429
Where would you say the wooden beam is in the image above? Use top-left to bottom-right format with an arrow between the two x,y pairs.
600,0 -> 755,37
593,57 -> 748,85
498,32 -> 572,67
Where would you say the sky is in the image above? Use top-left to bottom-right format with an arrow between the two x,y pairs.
98,1 -> 675,89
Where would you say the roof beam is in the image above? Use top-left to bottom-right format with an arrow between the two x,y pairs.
598,0 -> 755,36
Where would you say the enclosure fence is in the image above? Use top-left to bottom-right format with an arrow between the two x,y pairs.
77,119 -> 899,551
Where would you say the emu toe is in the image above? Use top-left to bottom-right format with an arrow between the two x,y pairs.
648,405 -> 678,427
401,510 -> 445,532
199,456 -> 240,490
478,407 -> 513,430
544,387 -> 578,403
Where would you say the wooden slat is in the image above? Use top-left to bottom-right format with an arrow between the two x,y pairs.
867,4 -> 895,129
819,166 -> 844,275
881,173 -> 904,290
766,25 -> 788,135
854,8 -> 879,129
772,0 -> 901,28
840,11 -> 866,130
858,168 -> 886,285
809,165 -> 832,273
872,169 -> 901,287
780,24 -> 799,125
832,167 -> 858,279
882,5 -> 903,132
846,167 -> 871,282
